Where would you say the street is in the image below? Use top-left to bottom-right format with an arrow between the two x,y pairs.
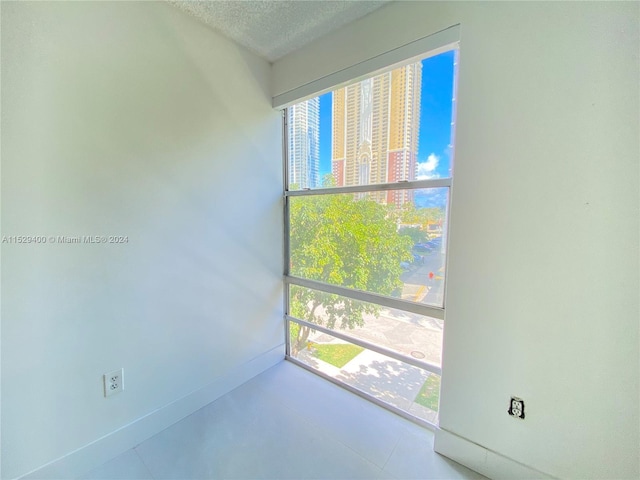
400,248 -> 446,307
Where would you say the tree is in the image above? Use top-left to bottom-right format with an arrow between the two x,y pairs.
398,226 -> 428,245
391,202 -> 445,232
289,190 -> 412,354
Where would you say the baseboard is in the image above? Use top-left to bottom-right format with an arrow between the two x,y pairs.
434,428 -> 556,480
20,345 -> 285,480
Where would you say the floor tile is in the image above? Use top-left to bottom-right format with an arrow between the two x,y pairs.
383,423 -> 486,480
86,361 -> 482,480
78,449 -> 153,480
135,378 -> 389,479
253,362 -> 406,468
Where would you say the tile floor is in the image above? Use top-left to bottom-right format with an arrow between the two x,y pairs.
80,361 -> 484,480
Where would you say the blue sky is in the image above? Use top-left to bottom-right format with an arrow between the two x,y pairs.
317,49 -> 456,182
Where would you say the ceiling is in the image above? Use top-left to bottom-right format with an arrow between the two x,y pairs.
169,1 -> 391,62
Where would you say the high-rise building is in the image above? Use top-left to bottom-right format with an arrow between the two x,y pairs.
287,98 -> 320,189
332,63 -> 422,205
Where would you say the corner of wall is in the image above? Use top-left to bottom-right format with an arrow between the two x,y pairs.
19,347 -> 284,480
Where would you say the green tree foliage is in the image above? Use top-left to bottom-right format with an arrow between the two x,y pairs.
391,202 -> 444,230
289,191 -> 412,354
398,226 -> 428,245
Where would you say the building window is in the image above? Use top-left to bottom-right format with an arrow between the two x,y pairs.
284,47 -> 458,426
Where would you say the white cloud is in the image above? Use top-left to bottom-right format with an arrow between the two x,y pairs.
416,153 -> 440,180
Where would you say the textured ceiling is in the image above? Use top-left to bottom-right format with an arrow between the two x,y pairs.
170,1 -> 390,62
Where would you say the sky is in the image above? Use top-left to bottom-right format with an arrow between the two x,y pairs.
317,49 -> 456,183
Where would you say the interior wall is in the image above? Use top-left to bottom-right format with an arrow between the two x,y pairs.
273,2 -> 640,479
1,2 -> 283,478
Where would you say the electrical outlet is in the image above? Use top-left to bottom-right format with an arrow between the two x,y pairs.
103,369 -> 124,397
508,396 -> 525,419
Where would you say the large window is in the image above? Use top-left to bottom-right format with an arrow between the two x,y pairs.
284,47 -> 458,426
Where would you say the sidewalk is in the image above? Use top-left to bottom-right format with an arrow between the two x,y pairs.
294,275 -> 445,424
298,345 -> 439,424
329,295 -> 444,367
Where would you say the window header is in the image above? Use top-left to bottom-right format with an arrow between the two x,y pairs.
272,24 -> 460,109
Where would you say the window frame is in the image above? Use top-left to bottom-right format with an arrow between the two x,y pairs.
281,32 -> 460,427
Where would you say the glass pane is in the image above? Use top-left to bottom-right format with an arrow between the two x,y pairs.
286,50 -> 456,191
289,285 -> 443,368
289,323 -> 440,424
289,188 -> 448,308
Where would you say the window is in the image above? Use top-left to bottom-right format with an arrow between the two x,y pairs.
284,46 -> 458,427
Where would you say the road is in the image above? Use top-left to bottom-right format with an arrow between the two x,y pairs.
400,248 -> 446,307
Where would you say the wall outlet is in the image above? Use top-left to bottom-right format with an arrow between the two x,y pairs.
508,396 -> 525,419
103,369 -> 124,397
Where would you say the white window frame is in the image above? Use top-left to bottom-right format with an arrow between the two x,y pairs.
281,25 -> 460,427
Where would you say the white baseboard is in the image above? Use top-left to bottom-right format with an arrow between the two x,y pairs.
434,428 -> 555,480
20,345 -> 285,480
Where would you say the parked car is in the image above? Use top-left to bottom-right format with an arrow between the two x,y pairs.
413,243 -> 432,253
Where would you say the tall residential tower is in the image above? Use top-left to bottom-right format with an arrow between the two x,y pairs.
287,98 -> 320,189
332,63 -> 422,205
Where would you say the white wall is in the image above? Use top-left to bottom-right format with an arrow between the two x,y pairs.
1,2 -> 283,478
273,2 -> 640,479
